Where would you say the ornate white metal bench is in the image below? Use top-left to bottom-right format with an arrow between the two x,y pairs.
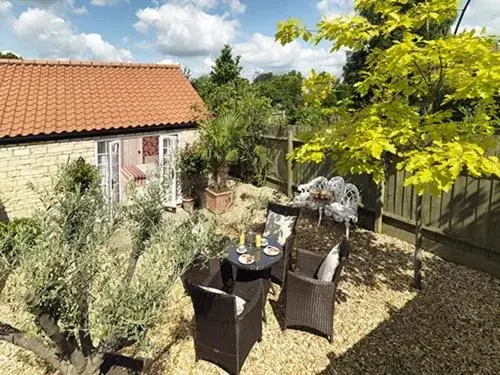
324,182 -> 360,238
294,176 -> 328,209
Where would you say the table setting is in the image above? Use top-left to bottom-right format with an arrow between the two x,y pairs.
227,231 -> 283,271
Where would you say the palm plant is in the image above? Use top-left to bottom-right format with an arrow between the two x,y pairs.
199,111 -> 243,192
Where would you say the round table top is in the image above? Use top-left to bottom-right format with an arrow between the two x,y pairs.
226,238 -> 283,271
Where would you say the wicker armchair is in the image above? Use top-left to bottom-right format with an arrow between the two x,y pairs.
182,237 -> 234,289
252,202 -> 300,285
284,239 -> 349,342
185,275 -> 263,375
182,258 -> 234,292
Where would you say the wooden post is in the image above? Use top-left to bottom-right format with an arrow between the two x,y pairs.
286,128 -> 294,199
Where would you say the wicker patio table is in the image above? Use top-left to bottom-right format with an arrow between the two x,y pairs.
226,239 -> 283,321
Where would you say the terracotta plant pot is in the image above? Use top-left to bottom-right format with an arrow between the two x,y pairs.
205,187 -> 231,213
182,197 -> 195,213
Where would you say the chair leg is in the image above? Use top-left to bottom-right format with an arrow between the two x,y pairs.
317,207 -> 323,226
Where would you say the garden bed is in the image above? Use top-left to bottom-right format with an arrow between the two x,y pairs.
1,182 -> 499,374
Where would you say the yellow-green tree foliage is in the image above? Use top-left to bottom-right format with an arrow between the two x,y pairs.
276,0 -> 500,196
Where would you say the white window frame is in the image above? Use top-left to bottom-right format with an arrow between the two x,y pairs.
159,133 -> 181,207
95,139 -> 122,202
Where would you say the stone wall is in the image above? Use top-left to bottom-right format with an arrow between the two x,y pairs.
0,128 -> 199,219
0,139 -> 95,218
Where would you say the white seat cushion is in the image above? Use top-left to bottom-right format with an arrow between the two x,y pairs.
316,243 -> 340,282
263,211 -> 296,245
198,286 -> 246,316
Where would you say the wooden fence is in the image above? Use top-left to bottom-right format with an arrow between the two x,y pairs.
262,125 -> 500,277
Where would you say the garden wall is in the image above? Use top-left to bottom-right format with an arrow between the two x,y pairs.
0,138 -> 95,218
261,126 -> 500,278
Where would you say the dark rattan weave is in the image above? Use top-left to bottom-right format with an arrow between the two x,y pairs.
185,271 -> 263,375
284,239 -> 349,342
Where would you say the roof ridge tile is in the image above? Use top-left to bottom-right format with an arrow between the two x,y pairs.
0,59 -> 180,69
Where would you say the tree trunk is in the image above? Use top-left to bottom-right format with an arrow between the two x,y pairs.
412,194 -> 423,289
374,179 -> 385,233
286,128 -> 294,199
0,322 -> 63,370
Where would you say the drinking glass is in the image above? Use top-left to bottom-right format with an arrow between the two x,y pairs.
246,231 -> 255,248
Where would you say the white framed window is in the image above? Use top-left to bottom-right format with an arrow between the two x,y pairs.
95,140 -> 121,203
159,134 -> 181,206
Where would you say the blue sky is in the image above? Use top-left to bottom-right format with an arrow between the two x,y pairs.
0,0 -> 498,79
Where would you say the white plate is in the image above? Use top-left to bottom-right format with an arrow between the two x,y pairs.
238,254 -> 255,265
236,246 -> 247,254
263,246 -> 280,257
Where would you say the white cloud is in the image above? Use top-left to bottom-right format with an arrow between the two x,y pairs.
316,0 -> 353,17
183,0 -> 218,8
134,40 -> 153,49
73,5 -> 87,14
12,7 -> 133,61
456,0 -> 500,35
25,1 -> 89,15
134,3 -> 238,57
159,55 -> 214,77
233,33 -> 346,80
0,0 -> 12,15
153,33 -> 346,80
224,0 -> 246,13
90,0 -> 127,6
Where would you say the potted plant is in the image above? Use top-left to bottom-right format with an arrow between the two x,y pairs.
199,111 -> 243,213
179,142 -> 205,213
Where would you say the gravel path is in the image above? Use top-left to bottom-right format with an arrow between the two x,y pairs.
1,182 -> 499,375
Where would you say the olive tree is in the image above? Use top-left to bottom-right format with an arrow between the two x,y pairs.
0,159 -> 219,374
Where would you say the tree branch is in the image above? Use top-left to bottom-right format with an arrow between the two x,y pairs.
0,321 -> 62,370
412,60 -> 431,88
434,55 -> 445,110
37,313 -> 75,358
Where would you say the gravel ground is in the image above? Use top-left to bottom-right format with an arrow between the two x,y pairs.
1,182 -> 499,375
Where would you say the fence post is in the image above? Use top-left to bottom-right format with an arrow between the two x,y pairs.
286,127 -> 294,199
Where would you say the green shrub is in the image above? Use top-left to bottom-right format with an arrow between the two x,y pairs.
56,157 -> 101,194
0,217 -> 39,269
179,142 -> 206,200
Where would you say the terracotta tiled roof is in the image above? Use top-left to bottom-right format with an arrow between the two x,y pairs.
0,59 -> 208,139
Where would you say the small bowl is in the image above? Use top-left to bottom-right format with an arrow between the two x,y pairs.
236,245 -> 247,254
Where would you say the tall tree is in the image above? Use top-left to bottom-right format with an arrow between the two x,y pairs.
277,0 -> 500,289
342,0 -> 457,106
209,44 -> 243,86
0,51 -> 21,59
192,46 -> 272,186
254,70 -> 303,123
